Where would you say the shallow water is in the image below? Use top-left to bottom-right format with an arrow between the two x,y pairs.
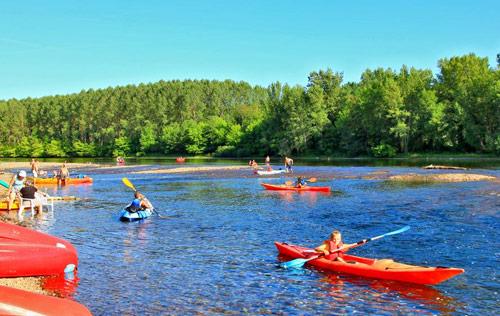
24,164 -> 499,315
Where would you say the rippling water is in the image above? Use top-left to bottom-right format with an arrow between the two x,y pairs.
22,164 -> 499,315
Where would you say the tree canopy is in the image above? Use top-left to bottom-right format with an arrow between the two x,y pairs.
0,54 -> 498,158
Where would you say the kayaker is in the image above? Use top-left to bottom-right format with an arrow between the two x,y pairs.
315,230 -> 356,262
295,176 -> 306,188
127,191 -> 153,212
7,170 -> 27,210
285,156 -> 293,173
265,155 -> 270,166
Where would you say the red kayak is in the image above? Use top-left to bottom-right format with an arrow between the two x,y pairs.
0,241 -> 77,278
0,221 -> 77,255
275,242 -> 464,285
261,183 -> 331,192
0,285 -> 91,316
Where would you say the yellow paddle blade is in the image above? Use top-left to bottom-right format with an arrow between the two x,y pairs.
285,181 -> 293,186
122,177 -> 136,191
308,177 -> 317,183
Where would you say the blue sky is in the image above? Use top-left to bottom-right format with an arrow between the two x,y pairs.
1,0 -> 499,99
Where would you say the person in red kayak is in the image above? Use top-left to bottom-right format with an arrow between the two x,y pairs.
315,230 -> 356,262
295,176 -> 306,188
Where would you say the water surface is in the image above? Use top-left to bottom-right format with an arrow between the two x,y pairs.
24,164 -> 499,315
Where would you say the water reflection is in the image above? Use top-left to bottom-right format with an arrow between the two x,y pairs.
318,273 -> 463,315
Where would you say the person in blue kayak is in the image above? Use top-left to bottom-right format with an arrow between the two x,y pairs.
127,191 -> 153,212
315,230 -> 356,262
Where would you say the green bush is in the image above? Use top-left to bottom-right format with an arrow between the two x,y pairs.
371,143 -> 397,158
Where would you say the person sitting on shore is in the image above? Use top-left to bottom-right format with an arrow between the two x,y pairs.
7,170 -> 27,211
126,191 -> 153,212
19,180 -> 47,215
315,230 -> 356,262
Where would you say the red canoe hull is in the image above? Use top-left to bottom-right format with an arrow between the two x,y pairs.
275,242 -> 464,285
261,183 -> 331,192
0,285 -> 91,316
0,222 -> 77,255
0,241 -> 78,278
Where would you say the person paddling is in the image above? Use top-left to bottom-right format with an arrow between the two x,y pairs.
315,230 -> 356,262
294,176 -> 306,188
127,191 -> 153,212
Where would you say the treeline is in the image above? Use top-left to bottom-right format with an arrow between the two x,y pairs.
0,53 -> 498,158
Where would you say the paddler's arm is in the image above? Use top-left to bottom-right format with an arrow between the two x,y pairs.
314,243 -> 330,255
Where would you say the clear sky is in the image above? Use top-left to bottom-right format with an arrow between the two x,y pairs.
1,0 -> 499,100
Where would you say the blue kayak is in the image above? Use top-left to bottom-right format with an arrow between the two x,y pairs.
119,208 -> 154,222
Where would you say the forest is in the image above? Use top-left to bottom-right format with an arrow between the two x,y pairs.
0,53 -> 498,158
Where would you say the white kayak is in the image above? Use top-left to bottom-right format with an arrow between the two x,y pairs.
255,169 -> 286,175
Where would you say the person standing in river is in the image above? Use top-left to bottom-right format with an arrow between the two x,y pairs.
284,156 -> 294,173
58,163 -> 70,185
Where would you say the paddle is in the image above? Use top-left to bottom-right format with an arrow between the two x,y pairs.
285,177 -> 317,186
280,226 -> 410,269
121,177 -> 168,219
0,180 -> 9,189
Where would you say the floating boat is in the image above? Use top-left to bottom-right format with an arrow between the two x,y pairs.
31,176 -> 93,185
119,208 -> 154,222
261,183 -> 331,192
275,242 -> 464,285
176,157 -> 186,163
255,169 -> 286,176
0,241 -> 78,278
0,285 -> 91,316
0,221 -> 77,255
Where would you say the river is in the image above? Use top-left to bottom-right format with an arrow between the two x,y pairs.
20,161 -> 499,315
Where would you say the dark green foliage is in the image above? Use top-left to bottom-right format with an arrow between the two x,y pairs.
0,54 -> 498,157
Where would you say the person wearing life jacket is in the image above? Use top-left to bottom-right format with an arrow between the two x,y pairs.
127,191 -> 153,212
295,176 -> 306,188
7,170 -> 27,210
315,230 -> 356,262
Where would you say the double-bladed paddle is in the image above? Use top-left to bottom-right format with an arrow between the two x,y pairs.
284,177 -> 317,186
280,226 -> 410,269
121,177 -> 168,219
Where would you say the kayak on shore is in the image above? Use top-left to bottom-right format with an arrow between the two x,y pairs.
30,176 -> 93,185
275,242 -> 464,285
0,221 -> 77,255
119,208 -> 154,222
0,241 -> 77,278
0,285 -> 91,316
261,183 -> 331,192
